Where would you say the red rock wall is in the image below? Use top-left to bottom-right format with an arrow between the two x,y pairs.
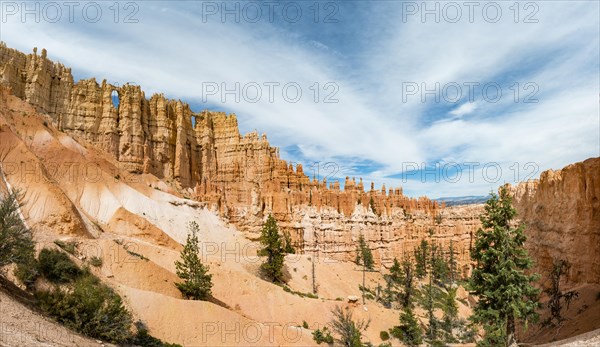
1,44 -> 482,269
511,157 -> 600,284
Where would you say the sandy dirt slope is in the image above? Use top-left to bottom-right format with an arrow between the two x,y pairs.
522,284 -> 600,345
536,328 -> 600,346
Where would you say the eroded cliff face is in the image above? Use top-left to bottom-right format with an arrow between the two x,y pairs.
0,44 -> 483,268
511,157 -> 600,284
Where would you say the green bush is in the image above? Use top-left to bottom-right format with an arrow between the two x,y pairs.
126,249 -> 149,261
380,330 -> 390,341
89,256 -> 103,267
38,248 -> 83,283
312,326 -> 334,345
302,320 -> 309,329
36,274 -> 132,343
130,321 -> 182,347
14,258 -> 39,289
54,240 -> 77,255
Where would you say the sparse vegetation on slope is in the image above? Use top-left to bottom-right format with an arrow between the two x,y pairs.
543,259 -> 579,328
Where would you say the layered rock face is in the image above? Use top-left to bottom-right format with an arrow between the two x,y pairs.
0,44 -> 483,268
511,157 -> 600,284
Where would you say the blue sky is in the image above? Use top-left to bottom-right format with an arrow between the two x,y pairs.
1,0 -> 599,198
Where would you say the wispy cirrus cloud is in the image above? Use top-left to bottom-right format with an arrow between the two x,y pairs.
449,102 -> 477,117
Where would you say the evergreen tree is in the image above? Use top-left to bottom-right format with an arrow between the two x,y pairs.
0,190 -> 35,267
425,272 -> 442,344
468,186 -> 540,346
259,215 -> 286,283
382,276 -> 394,309
174,221 -> 213,300
400,257 -> 415,309
414,239 -> 429,279
283,230 -> 296,254
543,259 -> 578,327
369,196 -> 377,215
431,242 -> 449,286
329,306 -> 369,347
448,239 -> 458,284
442,288 -> 459,343
398,307 -> 422,347
355,233 -> 374,270
381,257 -> 403,309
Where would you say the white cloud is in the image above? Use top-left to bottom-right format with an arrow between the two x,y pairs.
449,102 -> 477,117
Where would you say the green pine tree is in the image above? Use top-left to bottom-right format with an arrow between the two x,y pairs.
369,196 -> 377,215
414,239 -> 429,279
448,239 -> 458,284
329,306 -> 370,347
400,256 -> 416,309
355,233 -> 374,270
0,190 -> 35,267
381,257 -> 403,309
389,257 -> 403,284
431,242 -> 449,286
259,215 -> 286,283
382,276 -> 394,309
468,186 -> 540,346
174,221 -> 213,300
425,268 -> 442,344
283,230 -> 296,254
398,306 -> 423,347
442,288 -> 459,343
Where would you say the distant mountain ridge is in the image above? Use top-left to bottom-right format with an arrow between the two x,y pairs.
434,196 -> 489,206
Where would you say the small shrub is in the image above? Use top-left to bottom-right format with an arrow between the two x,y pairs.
38,248 -> 82,283
126,249 -> 149,261
380,330 -> 390,341
114,174 -> 121,180
302,320 -> 309,329
281,285 -> 318,299
15,258 -> 39,289
312,326 -> 334,345
54,240 -> 77,255
130,321 -> 183,347
89,256 -> 103,267
306,292 -> 318,299
42,120 -> 48,127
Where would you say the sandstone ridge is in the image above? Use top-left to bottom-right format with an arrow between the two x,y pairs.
510,157 -> 600,285
0,43 -> 481,268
